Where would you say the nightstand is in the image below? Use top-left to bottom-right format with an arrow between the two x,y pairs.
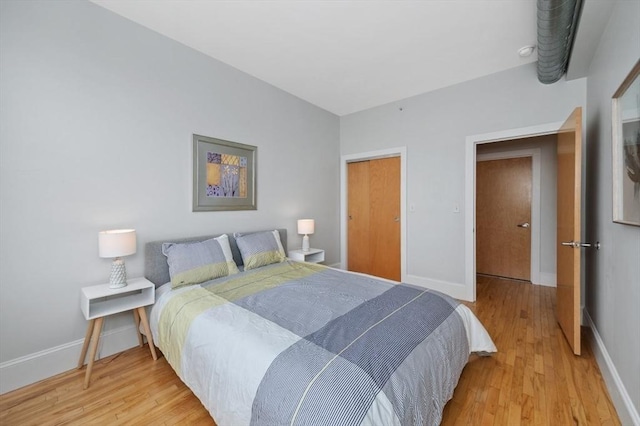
77,277 -> 157,389
288,248 -> 325,264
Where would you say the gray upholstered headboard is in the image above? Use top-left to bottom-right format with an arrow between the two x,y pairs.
144,229 -> 287,287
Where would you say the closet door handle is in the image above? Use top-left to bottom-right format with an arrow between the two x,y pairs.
517,222 -> 530,228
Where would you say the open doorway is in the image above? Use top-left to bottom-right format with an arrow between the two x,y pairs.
475,135 -> 558,287
466,109 -> 583,354
465,121 -> 563,302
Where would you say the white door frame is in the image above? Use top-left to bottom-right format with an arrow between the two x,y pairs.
465,122 -> 563,301
476,149 -> 541,284
340,147 -> 407,280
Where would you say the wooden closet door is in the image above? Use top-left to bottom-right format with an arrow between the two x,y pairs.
347,161 -> 371,274
369,157 -> 401,281
347,157 -> 400,281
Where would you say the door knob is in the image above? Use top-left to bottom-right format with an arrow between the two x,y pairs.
517,222 -> 530,228
394,217 -> 400,222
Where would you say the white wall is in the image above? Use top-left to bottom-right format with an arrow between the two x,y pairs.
0,0 -> 339,392
340,63 -> 585,297
477,134 -> 558,285
584,1 -> 640,424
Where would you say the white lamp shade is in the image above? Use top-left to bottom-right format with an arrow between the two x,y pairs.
297,219 -> 315,235
98,229 -> 137,258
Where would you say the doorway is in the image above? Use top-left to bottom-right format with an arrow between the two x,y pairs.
475,137 -> 557,286
466,109 -> 584,356
464,127 -> 563,303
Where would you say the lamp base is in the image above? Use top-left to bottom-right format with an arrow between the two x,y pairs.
302,235 -> 310,252
109,258 -> 128,289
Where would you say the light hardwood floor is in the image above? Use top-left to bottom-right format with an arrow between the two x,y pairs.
0,276 -> 620,425
442,275 -> 619,425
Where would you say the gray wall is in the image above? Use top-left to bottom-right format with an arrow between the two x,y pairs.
477,134 -> 558,284
340,62 -> 585,288
0,0 -> 339,370
585,0 -> 640,422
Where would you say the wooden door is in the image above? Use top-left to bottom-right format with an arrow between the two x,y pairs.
369,157 -> 401,280
347,161 -> 371,274
556,107 -> 582,356
476,157 -> 532,281
347,157 -> 401,281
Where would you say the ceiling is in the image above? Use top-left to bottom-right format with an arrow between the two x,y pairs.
91,0 -> 544,116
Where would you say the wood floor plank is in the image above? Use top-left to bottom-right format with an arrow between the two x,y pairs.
0,276 -> 621,425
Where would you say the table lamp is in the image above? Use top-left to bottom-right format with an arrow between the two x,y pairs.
297,219 -> 315,252
99,229 -> 136,289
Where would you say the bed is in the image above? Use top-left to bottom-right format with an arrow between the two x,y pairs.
145,229 -> 496,426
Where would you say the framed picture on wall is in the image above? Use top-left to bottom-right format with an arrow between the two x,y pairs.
192,134 -> 257,211
612,59 -> 640,226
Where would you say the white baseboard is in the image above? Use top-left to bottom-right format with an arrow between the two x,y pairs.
584,310 -> 640,426
537,272 -> 557,287
0,324 -> 140,395
405,274 -> 469,301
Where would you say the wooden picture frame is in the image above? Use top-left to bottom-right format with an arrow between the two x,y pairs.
192,134 -> 257,211
612,59 -> 640,226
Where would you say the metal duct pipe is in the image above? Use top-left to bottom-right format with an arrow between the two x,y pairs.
537,0 -> 582,84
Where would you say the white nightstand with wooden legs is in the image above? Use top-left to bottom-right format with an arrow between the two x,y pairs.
77,277 -> 157,389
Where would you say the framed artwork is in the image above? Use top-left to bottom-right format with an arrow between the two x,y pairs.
192,134 -> 257,211
612,59 -> 640,226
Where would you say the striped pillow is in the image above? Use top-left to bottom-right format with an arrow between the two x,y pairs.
235,230 -> 286,271
162,234 -> 239,288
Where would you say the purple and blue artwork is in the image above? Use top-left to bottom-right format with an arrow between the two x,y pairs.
206,152 -> 247,198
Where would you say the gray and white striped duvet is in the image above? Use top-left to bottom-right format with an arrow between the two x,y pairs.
150,261 -> 496,426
